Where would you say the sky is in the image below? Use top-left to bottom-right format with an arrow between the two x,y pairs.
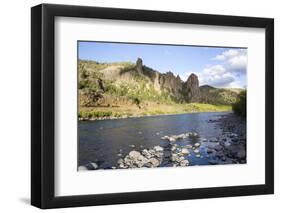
78,41 -> 247,88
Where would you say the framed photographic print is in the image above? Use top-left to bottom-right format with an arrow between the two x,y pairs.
31,3 -> 274,209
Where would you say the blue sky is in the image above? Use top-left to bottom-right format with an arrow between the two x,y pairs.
78,41 -> 247,88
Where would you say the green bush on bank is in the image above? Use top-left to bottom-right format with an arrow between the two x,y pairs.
79,110 -> 114,119
232,90 -> 246,117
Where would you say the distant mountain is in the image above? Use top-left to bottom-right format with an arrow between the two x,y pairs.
78,58 -> 241,107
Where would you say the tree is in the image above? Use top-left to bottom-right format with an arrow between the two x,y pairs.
232,90 -> 246,117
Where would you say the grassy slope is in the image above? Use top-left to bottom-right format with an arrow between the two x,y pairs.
79,102 -> 231,120
78,60 -> 235,120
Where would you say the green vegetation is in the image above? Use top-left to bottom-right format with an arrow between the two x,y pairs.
200,86 -> 241,105
79,110 -> 114,119
232,90 -> 246,117
79,103 -> 231,120
78,59 -> 239,120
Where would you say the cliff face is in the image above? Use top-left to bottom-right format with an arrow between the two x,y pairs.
78,58 -> 239,106
183,73 -> 200,102
158,72 -> 183,100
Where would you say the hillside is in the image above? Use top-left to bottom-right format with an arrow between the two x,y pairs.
199,85 -> 243,105
78,58 -> 242,119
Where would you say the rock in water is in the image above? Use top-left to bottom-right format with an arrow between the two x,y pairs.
154,146 -> 164,152
88,162 -> 98,170
148,158 -> 160,167
78,166 -> 88,171
183,73 -> 200,102
181,148 -> 190,155
208,160 -> 218,165
193,149 -> 200,154
194,142 -> 201,147
180,160 -> 190,167
128,151 -> 141,159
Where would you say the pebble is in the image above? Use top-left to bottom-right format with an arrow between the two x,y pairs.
160,132 -> 198,142
208,160 -> 218,165
78,166 -> 88,171
180,160 -> 190,166
181,148 -> 190,155
194,142 -> 201,147
193,149 -> 200,154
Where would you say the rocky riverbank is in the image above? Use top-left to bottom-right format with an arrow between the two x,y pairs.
78,113 -> 246,171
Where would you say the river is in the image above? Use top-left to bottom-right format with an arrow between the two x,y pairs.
78,112 -> 246,169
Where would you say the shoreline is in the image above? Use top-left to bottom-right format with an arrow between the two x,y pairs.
79,110 -> 233,121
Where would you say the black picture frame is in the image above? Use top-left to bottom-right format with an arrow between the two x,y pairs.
31,3 -> 274,209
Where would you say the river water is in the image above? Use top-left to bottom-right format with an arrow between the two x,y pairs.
79,112 -> 236,169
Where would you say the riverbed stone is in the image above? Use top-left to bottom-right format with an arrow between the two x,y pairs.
161,136 -> 169,140
78,166 -> 88,171
214,145 -> 223,151
237,149 -> 246,159
209,138 -> 218,143
193,149 -> 200,154
117,158 -> 124,165
185,144 -> 193,149
142,149 -> 152,158
229,133 -> 238,138
128,151 -> 141,158
208,160 -> 218,165
194,142 -> 201,147
171,153 -> 179,162
148,158 -> 160,167
181,148 -> 190,155
89,162 -> 99,169
206,148 -> 213,154
169,137 -> 176,142
154,146 -> 164,152
180,160 -> 190,166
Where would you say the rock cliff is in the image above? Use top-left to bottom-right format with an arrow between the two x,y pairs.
183,73 -> 200,102
78,58 -> 240,106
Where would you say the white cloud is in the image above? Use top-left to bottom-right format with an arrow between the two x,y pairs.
228,54 -> 247,70
202,64 -> 226,76
213,54 -> 225,60
198,65 -> 236,87
181,49 -> 247,88
212,49 -> 247,73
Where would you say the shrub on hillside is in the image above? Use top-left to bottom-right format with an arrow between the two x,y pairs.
232,90 -> 246,117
